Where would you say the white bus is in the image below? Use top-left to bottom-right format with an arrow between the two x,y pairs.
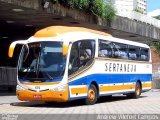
9,26 -> 152,105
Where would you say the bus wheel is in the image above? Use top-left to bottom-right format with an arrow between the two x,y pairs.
45,101 -> 55,105
128,82 -> 141,99
85,84 -> 97,105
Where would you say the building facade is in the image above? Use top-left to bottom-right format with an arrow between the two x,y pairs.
108,0 -> 147,15
136,0 -> 147,14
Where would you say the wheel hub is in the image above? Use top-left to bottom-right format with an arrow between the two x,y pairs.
88,88 -> 95,101
136,85 -> 140,96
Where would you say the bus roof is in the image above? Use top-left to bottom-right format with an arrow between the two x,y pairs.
31,26 -> 149,49
33,26 -> 112,38
100,36 -> 150,48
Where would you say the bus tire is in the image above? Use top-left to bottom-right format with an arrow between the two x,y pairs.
85,84 -> 97,105
45,101 -> 55,104
128,82 -> 141,99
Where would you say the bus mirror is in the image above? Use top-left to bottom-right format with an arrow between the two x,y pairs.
62,43 -> 69,56
8,43 -> 15,58
8,40 -> 26,58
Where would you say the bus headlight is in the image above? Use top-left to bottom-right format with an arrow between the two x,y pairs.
52,85 -> 66,92
16,85 -> 25,91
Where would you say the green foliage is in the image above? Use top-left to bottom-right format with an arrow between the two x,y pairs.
104,3 -> 116,21
56,0 -> 88,9
154,15 -> 160,20
50,0 -> 116,22
134,8 -> 143,14
74,0 -> 88,10
50,0 -> 57,4
89,0 -> 104,17
152,42 -> 160,55
57,0 -> 68,6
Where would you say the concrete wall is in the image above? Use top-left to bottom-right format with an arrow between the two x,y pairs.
0,0 -> 40,9
111,16 -> 160,40
151,48 -> 160,89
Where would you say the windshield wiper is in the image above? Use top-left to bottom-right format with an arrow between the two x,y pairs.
36,43 -> 43,78
44,71 -> 54,79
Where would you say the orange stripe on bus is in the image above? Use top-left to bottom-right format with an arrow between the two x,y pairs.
17,86 -> 69,102
100,84 -> 135,92
71,87 -> 88,95
142,82 -> 152,88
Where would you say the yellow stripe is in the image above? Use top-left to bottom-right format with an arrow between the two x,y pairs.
17,85 -> 69,102
100,84 -> 135,92
21,82 -> 59,85
142,82 -> 152,88
71,87 -> 88,95
68,60 -> 95,81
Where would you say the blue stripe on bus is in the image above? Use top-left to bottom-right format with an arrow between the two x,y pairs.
68,74 -> 152,86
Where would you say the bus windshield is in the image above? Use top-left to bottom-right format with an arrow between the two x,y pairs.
18,41 -> 66,82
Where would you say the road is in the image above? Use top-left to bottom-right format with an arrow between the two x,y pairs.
0,90 -> 160,120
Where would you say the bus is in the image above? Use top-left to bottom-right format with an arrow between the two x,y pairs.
8,26 -> 152,105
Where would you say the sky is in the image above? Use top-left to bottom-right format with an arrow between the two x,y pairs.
147,0 -> 160,16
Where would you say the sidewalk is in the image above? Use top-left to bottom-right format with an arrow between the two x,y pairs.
151,89 -> 160,92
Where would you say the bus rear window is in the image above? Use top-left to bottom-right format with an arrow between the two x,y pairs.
140,48 -> 149,61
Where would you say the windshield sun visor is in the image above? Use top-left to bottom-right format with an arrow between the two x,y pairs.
8,40 -> 26,58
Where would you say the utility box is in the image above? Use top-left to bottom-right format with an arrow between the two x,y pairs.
0,67 -> 17,91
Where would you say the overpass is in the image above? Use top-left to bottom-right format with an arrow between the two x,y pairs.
0,0 -> 160,44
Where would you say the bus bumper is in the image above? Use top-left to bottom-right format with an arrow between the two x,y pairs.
16,86 -> 69,102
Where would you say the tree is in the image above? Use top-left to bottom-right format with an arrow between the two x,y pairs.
154,15 -> 160,20
134,7 -> 143,14
104,3 -> 116,26
152,42 -> 160,55
50,0 -> 116,22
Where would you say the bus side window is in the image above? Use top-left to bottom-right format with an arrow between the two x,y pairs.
79,40 -> 95,66
98,40 -> 112,58
112,42 -> 128,59
128,45 -> 140,60
68,40 -> 95,76
140,48 -> 149,61
68,42 -> 79,75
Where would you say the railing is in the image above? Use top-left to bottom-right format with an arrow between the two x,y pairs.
0,67 -> 17,86
116,10 -> 160,28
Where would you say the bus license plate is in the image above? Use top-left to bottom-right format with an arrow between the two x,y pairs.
33,94 -> 42,99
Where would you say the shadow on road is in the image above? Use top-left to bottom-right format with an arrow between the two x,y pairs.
0,92 -> 16,96
10,95 -> 147,108
98,95 -> 146,103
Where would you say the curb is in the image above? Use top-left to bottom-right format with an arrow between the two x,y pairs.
150,89 -> 160,92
